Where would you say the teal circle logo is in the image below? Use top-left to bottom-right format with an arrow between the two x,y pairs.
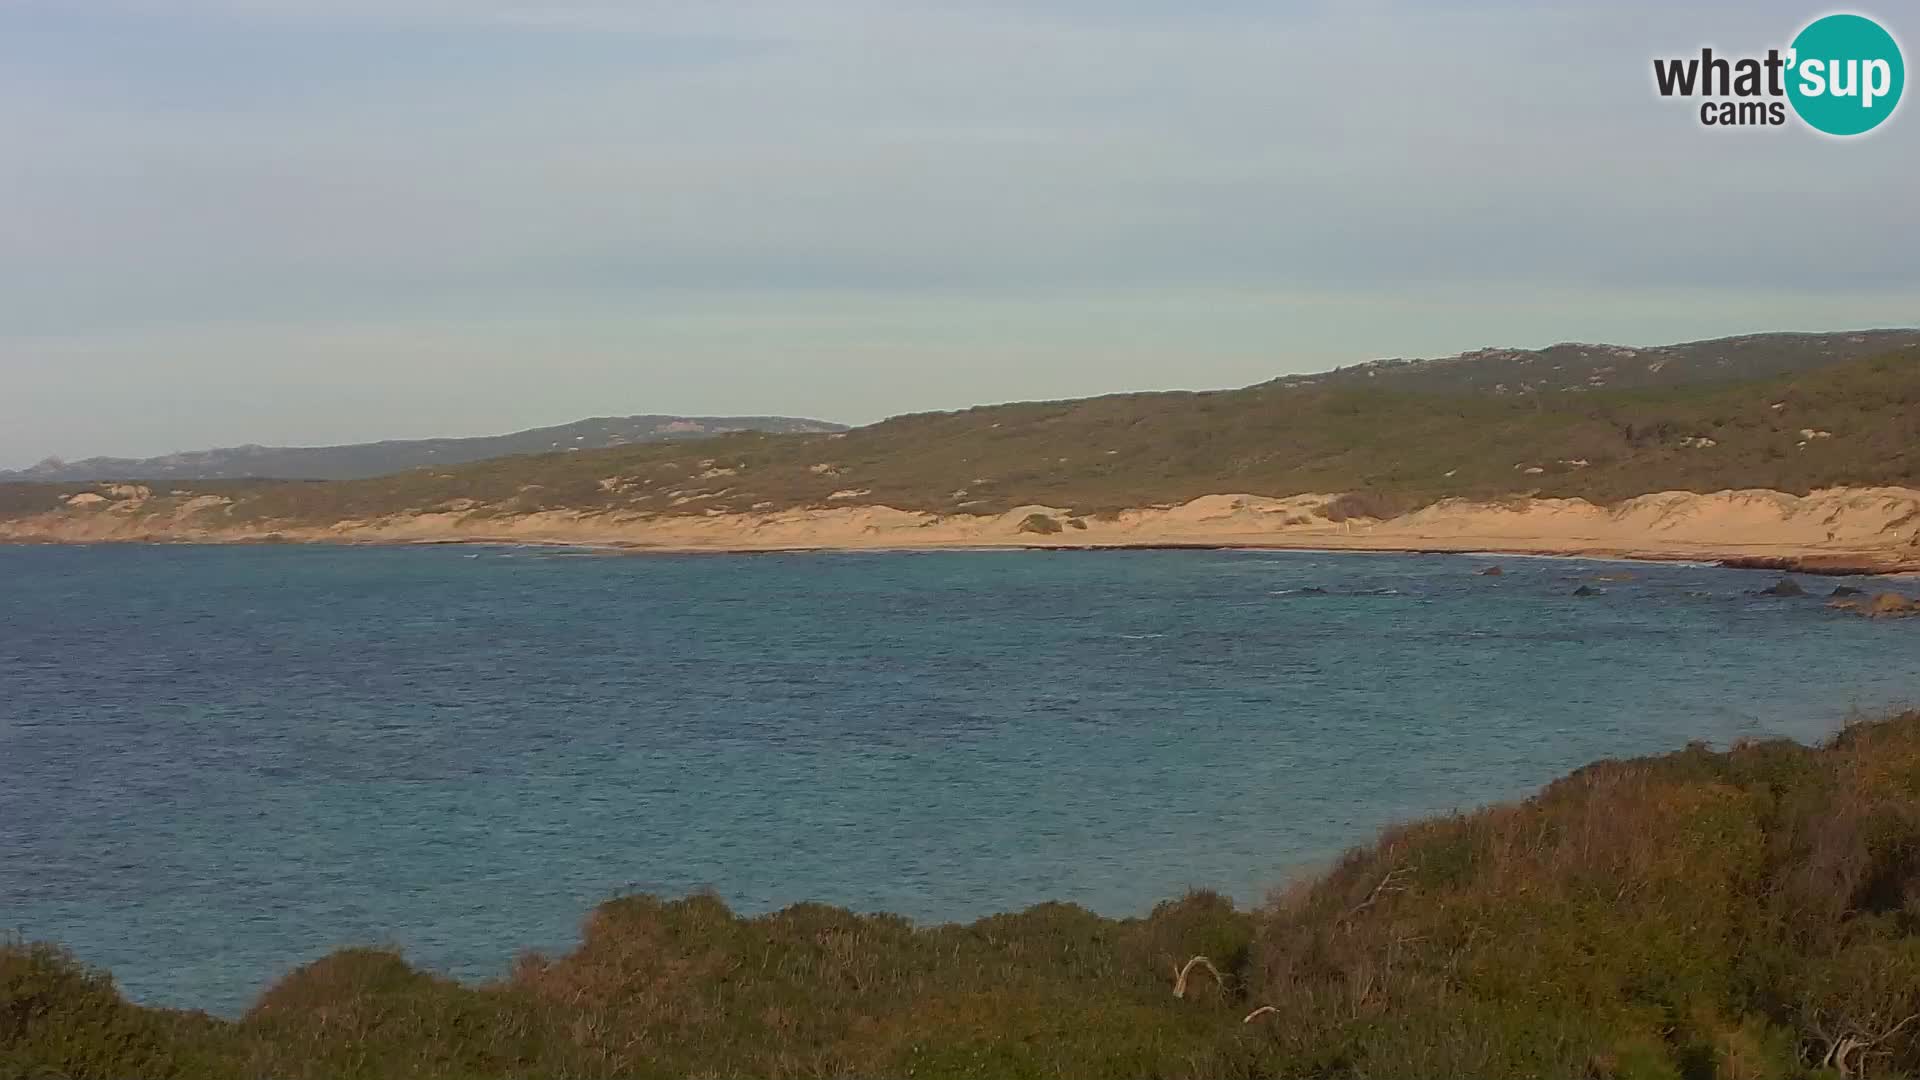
1786,14 -> 1904,135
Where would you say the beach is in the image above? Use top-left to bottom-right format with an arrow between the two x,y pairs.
6,485 -> 1919,574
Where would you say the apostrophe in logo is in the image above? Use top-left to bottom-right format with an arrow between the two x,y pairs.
1652,12 -> 1904,136
1786,14 -> 1904,135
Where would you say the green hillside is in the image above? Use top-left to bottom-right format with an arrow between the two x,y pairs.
10,711 -> 1920,1079
1275,328 -> 1920,396
4,348 -> 1919,528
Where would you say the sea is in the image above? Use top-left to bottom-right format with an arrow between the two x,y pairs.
2,543 -> 1914,1015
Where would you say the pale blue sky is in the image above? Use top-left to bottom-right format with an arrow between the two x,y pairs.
3,1 -> 1915,466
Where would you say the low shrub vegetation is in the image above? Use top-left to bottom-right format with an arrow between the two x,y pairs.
1313,491 -> 1410,523
9,712 -> 1920,1078
5,351 -> 1918,527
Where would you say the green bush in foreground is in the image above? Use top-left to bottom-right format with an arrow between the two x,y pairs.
0,941 -> 234,1079
8,712 -> 1920,1079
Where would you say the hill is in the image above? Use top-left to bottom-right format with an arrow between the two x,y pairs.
1275,328 -> 1920,396
6,345 -> 1914,527
8,330 -> 1912,488
0,415 -> 847,483
10,710 -> 1920,1079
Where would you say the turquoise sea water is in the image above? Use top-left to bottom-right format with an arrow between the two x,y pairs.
1,544 -> 1915,1015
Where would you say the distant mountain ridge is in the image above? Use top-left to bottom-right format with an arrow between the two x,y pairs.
4,415 -> 847,483
1273,329 -> 1920,396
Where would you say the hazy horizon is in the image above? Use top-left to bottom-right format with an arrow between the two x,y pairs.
5,1 -> 1916,467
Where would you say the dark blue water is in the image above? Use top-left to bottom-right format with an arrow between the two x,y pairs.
2,544 -> 1915,1015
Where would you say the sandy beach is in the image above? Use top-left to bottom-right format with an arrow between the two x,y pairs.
6,485 -> 1920,574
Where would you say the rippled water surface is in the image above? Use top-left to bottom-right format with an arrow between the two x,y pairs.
2,544 -> 1915,1014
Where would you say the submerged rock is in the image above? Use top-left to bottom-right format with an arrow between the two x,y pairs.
1756,577 -> 1805,598
1827,592 -> 1920,619
1869,593 -> 1919,618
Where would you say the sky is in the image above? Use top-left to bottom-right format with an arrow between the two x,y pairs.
2,0 -> 1916,467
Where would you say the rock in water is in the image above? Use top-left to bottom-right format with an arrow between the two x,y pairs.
1828,592 -> 1920,618
1868,593 -> 1919,619
1757,578 -> 1805,598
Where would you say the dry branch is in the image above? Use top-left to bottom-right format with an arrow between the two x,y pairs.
1339,864 -> 1414,928
1171,955 -> 1225,999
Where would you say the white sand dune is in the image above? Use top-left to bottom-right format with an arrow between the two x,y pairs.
7,486 -> 1920,573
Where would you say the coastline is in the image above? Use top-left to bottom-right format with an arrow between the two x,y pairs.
4,486 -> 1920,575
